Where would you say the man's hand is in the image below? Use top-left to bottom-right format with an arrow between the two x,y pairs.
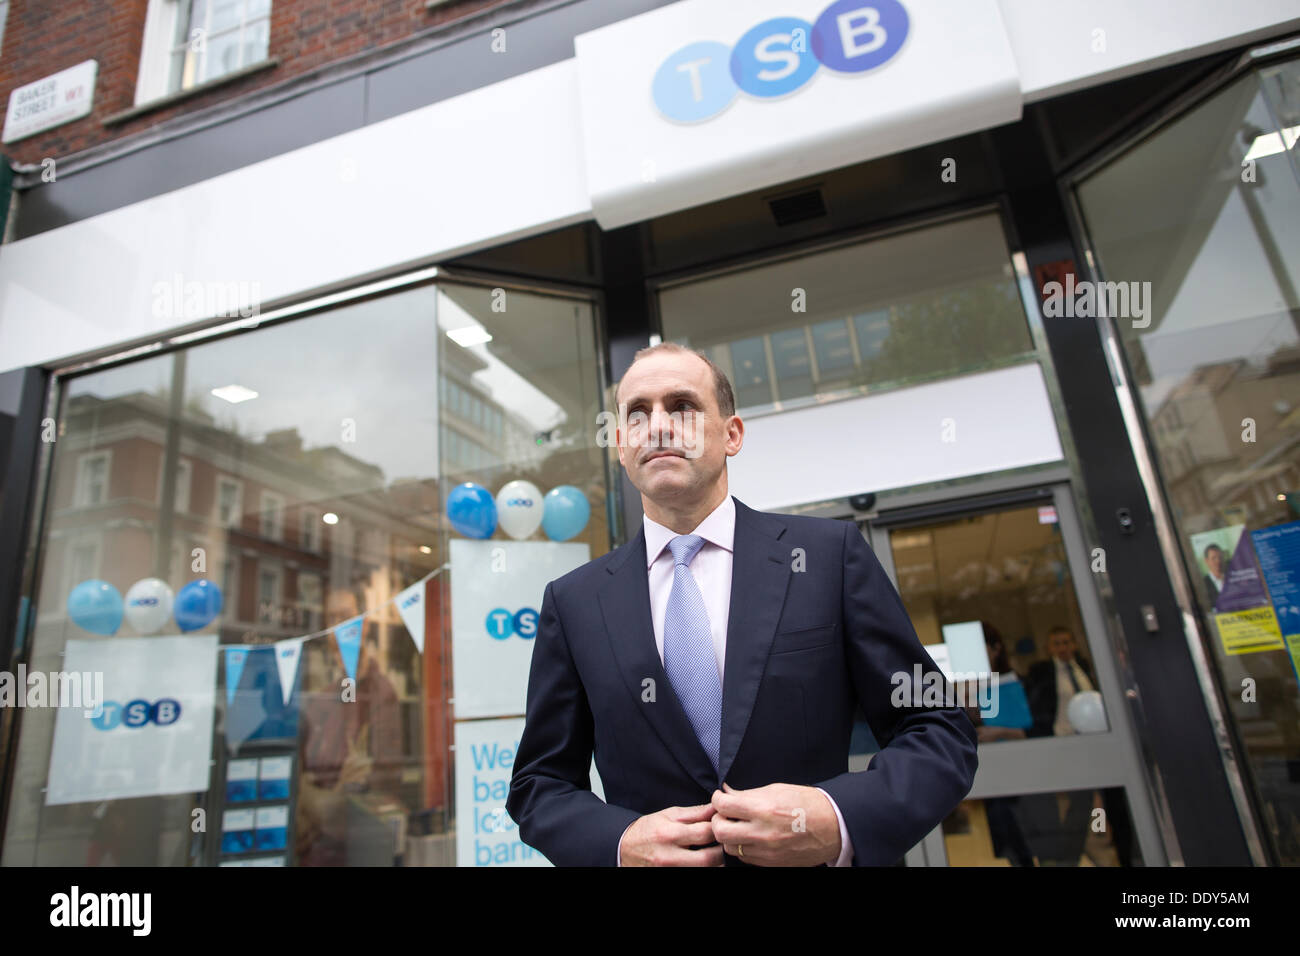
619,804 -> 725,866
710,782 -> 841,866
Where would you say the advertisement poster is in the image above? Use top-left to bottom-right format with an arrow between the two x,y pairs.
450,539 -> 589,719
46,635 -> 218,805
1190,525 -> 1285,655
1251,521 -> 1300,683
454,716 -> 603,867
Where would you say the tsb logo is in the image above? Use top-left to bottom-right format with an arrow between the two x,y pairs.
652,0 -> 909,123
485,608 -> 538,640
91,698 -> 182,730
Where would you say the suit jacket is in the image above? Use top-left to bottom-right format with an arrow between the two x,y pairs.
505,495 -> 979,866
1026,654 -> 1096,739
1202,573 -> 1222,610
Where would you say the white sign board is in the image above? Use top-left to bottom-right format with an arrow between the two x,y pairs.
4,60 -> 97,144
46,635 -> 218,805
455,715 -> 604,867
574,0 -> 1022,227
450,539 -> 589,719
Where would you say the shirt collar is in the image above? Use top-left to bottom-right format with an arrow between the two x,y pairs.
644,495 -> 735,568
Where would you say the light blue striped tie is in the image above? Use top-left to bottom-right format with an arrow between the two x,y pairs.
663,534 -> 721,774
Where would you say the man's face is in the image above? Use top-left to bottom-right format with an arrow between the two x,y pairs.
1206,547 -> 1224,576
1048,631 -> 1075,661
615,352 -> 742,506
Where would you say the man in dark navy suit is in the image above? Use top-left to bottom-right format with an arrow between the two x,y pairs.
506,343 -> 978,866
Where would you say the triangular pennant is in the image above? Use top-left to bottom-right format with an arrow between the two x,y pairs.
334,615 -> 365,682
394,580 -> 426,654
223,646 -> 249,705
273,636 -> 306,706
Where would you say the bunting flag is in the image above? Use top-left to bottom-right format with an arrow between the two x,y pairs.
394,579 -> 427,654
273,637 -> 306,706
215,565 -> 447,705
223,647 -> 249,705
333,615 -> 364,683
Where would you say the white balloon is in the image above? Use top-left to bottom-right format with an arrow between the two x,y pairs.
495,480 -> 543,540
124,577 -> 175,635
1067,690 -> 1107,734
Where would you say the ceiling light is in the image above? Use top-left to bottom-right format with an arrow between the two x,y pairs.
419,545 -> 432,554
322,513 -> 339,525
211,384 -> 258,404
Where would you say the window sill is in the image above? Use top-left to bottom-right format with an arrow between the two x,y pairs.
102,58 -> 281,127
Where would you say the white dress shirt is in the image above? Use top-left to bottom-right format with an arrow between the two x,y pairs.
616,494 -> 854,866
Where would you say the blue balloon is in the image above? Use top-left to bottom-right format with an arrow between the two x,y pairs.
447,482 -> 497,539
542,485 -> 590,542
67,580 -> 124,635
175,579 -> 223,632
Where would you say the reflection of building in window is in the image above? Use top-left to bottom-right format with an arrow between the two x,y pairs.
75,451 -> 110,507
438,342 -> 536,481
221,558 -> 239,624
300,509 -> 320,552
1150,357 -> 1300,540
663,216 -> 1031,415
258,566 -> 281,625
259,490 -> 284,541
44,390 -> 441,647
158,457 -> 192,513
216,477 -> 242,527
64,539 -> 101,602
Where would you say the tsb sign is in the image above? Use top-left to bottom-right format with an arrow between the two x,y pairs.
485,607 -> 538,640
652,0 -> 909,123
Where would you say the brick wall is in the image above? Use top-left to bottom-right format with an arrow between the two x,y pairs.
0,0 -> 518,165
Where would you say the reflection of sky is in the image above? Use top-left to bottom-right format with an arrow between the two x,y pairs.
1140,168 -> 1299,411
436,292 -> 566,432
67,288 -> 441,483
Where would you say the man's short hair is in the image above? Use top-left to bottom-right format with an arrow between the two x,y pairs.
1047,626 -> 1074,641
1204,543 -> 1224,558
613,341 -> 736,418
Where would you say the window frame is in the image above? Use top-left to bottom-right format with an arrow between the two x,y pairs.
135,0 -> 273,106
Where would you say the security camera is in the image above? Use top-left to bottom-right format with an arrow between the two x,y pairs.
848,493 -> 876,512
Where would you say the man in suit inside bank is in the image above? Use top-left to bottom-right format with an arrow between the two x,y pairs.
506,343 -> 978,866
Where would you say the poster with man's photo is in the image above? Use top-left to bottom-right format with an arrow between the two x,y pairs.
1190,525 -> 1284,656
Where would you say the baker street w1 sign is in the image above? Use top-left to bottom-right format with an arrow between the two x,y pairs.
3,60 -> 98,144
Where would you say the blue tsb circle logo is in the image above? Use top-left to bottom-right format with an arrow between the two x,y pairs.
486,607 -> 538,640
653,0 -> 909,123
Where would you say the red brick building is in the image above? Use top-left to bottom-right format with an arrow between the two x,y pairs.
1,0 -> 518,165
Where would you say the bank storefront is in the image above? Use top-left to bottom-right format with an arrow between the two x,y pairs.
0,0 -> 1297,866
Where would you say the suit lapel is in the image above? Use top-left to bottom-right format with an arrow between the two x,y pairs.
598,498 -> 795,792
718,497 -> 792,783
598,525 -> 719,792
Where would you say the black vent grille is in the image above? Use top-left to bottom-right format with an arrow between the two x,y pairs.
767,188 -> 827,226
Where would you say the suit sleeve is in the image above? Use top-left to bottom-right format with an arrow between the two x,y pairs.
816,522 -> 979,865
506,580 -> 641,866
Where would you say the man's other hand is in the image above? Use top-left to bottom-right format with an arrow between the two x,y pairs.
619,804 -> 725,866
710,782 -> 841,866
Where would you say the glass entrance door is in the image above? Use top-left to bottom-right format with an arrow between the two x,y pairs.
864,483 -> 1167,866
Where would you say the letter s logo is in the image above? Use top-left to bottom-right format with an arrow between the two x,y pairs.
652,0 -> 909,122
